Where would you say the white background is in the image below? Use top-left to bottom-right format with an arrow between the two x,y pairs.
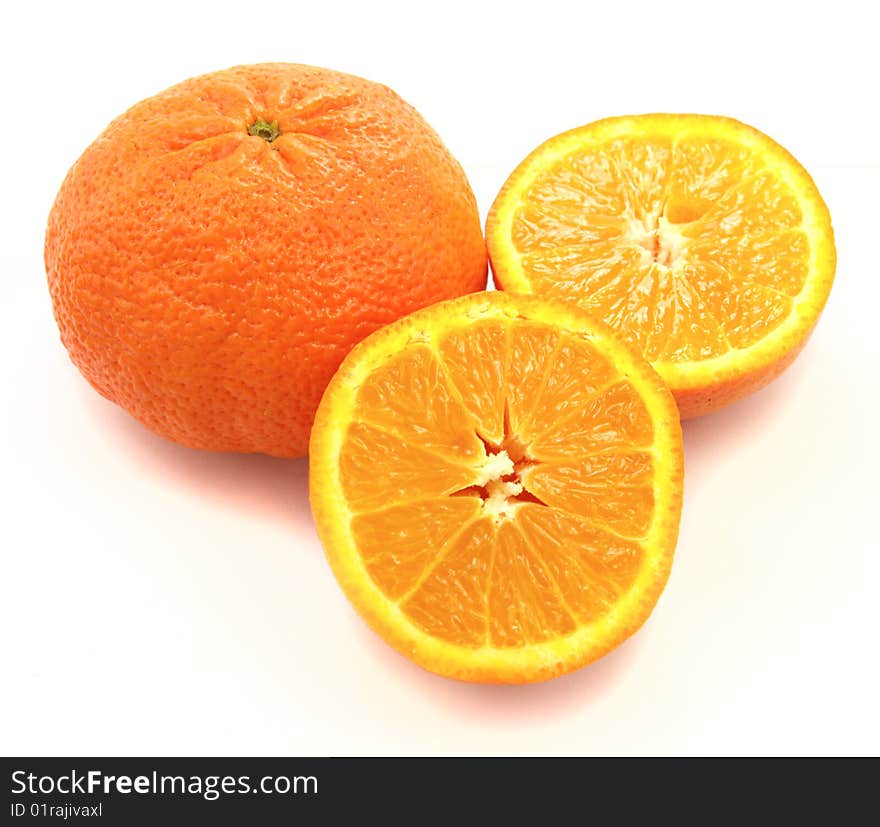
2,0 -> 878,756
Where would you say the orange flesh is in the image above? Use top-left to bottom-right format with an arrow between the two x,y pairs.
507,136 -> 807,361
338,319 -> 655,648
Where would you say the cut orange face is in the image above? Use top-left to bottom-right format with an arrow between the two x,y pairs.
487,114 -> 836,417
309,292 -> 683,683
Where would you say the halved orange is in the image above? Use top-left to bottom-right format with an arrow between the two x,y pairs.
487,114 -> 836,417
309,292 -> 683,683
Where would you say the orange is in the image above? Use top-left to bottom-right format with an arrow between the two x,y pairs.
45,63 -> 487,457
309,292 -> 683,683
486,114 -> 836,418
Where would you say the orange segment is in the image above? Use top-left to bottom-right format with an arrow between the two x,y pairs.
353,344 -> 483,460
352,497 -> 482,600
522,454 -> 655,538
339,422 -> 476,512
437,320 -> 508,445
676,260 -> 793,350
528,333 -> 618,424
487,521 -> 577,647
310,292 -> 683,683
648,269 -> 729,362
612,137 -> 673,221
665,138 -> 760,223
487,114 -> 836,418
401,517 -> 496,647
505,322 -> 560,440
515,505 -> 644,624
529,381 -> 654,459
688,228 -> 810,297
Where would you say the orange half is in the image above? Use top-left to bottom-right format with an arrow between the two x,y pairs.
309,292 -> 683,683
487,114 -> 836,417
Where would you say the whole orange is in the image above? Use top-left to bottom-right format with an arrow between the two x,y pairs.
45,63 -> 487,457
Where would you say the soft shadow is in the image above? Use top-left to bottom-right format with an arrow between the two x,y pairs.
681,354 -> 809,466
80,388 -> 311,529
76,349 -> 815,718
354,619 -> 644,719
